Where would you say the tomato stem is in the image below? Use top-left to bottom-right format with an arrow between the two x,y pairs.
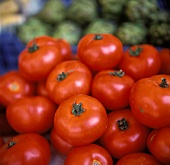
160,78 -> 169,88
8,141 -> 16,148
117,118 -> 129,130
129,47 -> 143,56
28,42 -> 39,53
109,69 -> 125,78
94,34 -> 103,40
57,72 -> 69,81
72,102 -> 85,116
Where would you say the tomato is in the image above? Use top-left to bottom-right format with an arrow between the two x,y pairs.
99,109 -> 151,159
64,144 -> 114,165
50,127 -> 74,155
91,69 -> 135,110
118,44 -> 161,81
18,36 -> 63,82
147,127 -> 170,164
159,48 -> 170,75
54,94 -> 108,146
0,113 -> 17,136
116,152 -> 162,165
35,80 -> 49,98
77,33 -> 123,72
0,133 -> 51,165
129,74 -> 170,129
0,70 -> 35,107
46,60 -> 92,105
6,96 -> 57,134
0,137 -> 4,148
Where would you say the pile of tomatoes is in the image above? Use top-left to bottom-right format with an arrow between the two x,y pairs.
0,34 -> 170,165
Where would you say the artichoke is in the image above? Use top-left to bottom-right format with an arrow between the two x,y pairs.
66,0 -> 98,24
36,0 -> 66,24
52,21 -> 82,45
17,17 -> 50,44
115,22 -> 147,45
148,22 -> 170,47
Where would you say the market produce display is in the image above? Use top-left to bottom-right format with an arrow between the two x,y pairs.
0,33 -> 170,165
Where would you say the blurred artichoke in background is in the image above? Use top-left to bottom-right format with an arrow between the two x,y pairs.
115,22 -> 147,45
36,0 -> 66,24
84,18 -> 117,35
17,17 -> 50,44
125,0 -> 158,23
66,0 -> 98,24
148,22 -> 170,47
52,20 -> 82,45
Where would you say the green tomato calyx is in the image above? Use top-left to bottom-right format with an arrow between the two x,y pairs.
160,78 -> 169,88
8,141 -> 16,148
109,69 -> 125,78
72,102 -> 85,116
94,34 -> 103,40
129,47 -> 143,56
117,118 -> 129,131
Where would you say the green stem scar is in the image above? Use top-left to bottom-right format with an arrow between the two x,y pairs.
94,34 -> 103,40
28,42 -> 39,53
109,69 -> 125,78
72,102 -> 85,116
117,118 -> 129,130
8,141 -> 16,148
129,47 -> 143,56
160,78 -> 169,88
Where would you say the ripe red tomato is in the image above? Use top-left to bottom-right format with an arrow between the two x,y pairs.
129,74 -> 170,129
64,144 -> 114,165
35,80 -> 49,98
0,133 -> 51,165
77,33 -> 123,72
18,36 -> 63,82
54,94 -> 108,146
119,44 -> 161,81
159,48 -> 170,74
6,96 -> 57,134
147,127 -> 170,164
116,152 -> 162,165
46,60 -> 92,105
99,109 -> 151,159
50,127 -> 74,155
0,70 -> 35,107
91,69 -> 135,110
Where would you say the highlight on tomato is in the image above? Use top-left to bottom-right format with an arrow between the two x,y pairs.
53,94 -> 108,146
0,133 -> 51,165
64,144 -> 114,165
6,96 -> 57,134
0,70 -> 35,107
129,74 -> 170,129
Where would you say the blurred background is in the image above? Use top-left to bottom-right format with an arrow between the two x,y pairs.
0,0 -> 170,75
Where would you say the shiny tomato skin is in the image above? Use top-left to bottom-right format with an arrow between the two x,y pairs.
54,94 -> 108,146
91,69 -> 135,110
159,48 -> 170,74
99,109 -> 151,159
129,74 -> 170,129
116,152 -> 162,165
6,96 -> 57,134
50,127 -> 74,155
147,127 -> 170,164
35,80 -> 49,98
64,144 -> 114,165
18,37 -> 63,82
77,33 -> 123,71
46,60 -> 92,105
0,133 -> 51,165
119,44 -> 161,81
0,70 -> 35,107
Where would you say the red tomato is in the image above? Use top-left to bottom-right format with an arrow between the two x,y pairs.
77,33 -> 123,71
0,137 -> 4,148
18,36 -> 63,82
6,96 -> 57,134
119,44 -> 161,81
91,69 -> 135,110
147,127 -> 170,164
50,127 -> 74,155
0,70 -> 35,107
0,113 -> 17,136
159,48 -> 170,75
35,80 -> 49,98
129,74 -> 170,129
0,133 -> 51,165
64,144 -> 114,165
46,60 -> 92,105
116,152 -> 162,165
54,94 -> 108,146
99,109 -> 151,159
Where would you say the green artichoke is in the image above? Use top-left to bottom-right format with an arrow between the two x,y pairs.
115,22 -> 147,45
36,0 -> 66,24
52,21 -> 82,45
